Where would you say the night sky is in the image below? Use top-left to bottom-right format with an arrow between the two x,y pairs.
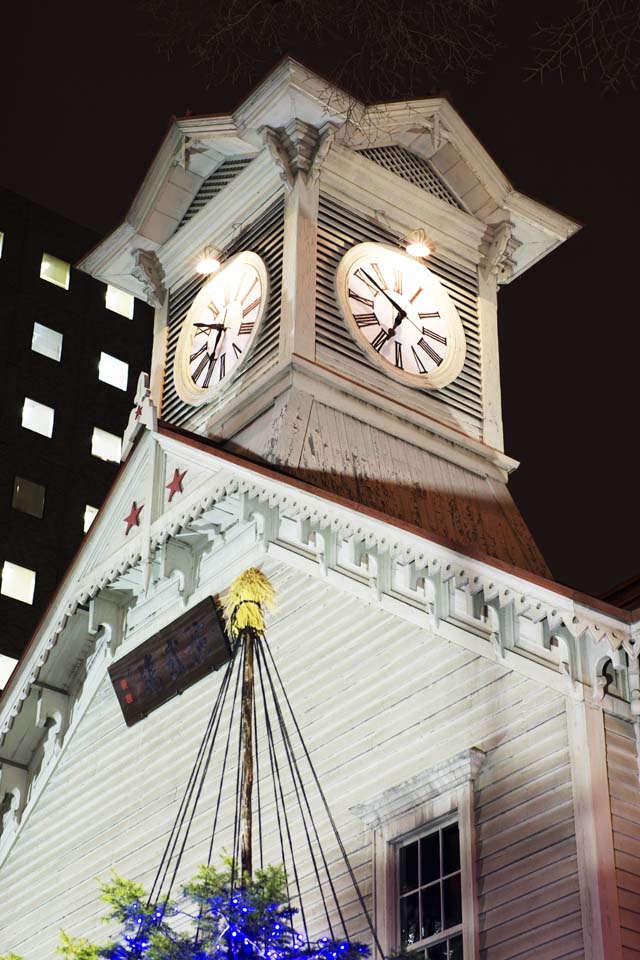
2,0 -> 639,599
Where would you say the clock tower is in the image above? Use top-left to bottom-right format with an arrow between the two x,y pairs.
79,59 -> 579,578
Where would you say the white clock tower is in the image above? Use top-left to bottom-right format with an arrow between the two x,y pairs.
80,59 -> 579,578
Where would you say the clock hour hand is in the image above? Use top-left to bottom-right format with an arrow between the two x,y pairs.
194,322 -> 225,331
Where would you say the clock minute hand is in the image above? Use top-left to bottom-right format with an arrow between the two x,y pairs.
361,269 -> 404,314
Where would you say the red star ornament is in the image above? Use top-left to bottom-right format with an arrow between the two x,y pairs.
134,405 -> 143,420
123,501 -> 143,535
166,468 -> 187,502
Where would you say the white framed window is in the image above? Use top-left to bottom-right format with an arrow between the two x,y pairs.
353,749 -> 484,960
40,252 -> 70,290
105,284 -> 134,319
98,351 -> 128,390
91,427 -> 121,463
1,561 -> 36,605
83,504 -> 98,532
22,397 -> 54,438
12,476 -> 46,518
31,322 -> 63,361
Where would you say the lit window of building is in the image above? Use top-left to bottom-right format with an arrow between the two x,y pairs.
32,322 -> 63,361
83,504 -> 99,532
91,427 -> 121,463
0,231 -> 4,258
1,561 -> 36,605
0,654 -> 18,690
12,477 -> 46,519
22,397 -> 55,438
40,252 -> 70,290
105,284 -> 134,319
98,352 -> 129,391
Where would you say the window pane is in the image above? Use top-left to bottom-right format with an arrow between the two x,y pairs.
32,322 -> 63,361
448,935 -> 463,960
420,831 -> 440,885
443,874 -> 461,929
400,841 -> 419,893
400,893 -> 420,946
421,882 -> 442,939
12,476 -> 46,518
84,504 -> 98,532
442,824 -> 460,875
22,397 -> 54,437
40,252 -> 70,289
91,427 -> 121,463
0,231 -> 4,258
105,284 -> 134,318
0,654 -> 18,690
1,561 -> 36,604
425,943 -> 447,960
98,351 -> 128,390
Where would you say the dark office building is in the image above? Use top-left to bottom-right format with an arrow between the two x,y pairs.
0,187 -> 153,663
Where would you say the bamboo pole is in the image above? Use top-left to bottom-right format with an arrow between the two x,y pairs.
240,631 -> 254,878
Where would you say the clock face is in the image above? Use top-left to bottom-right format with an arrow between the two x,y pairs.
336,242 -> 466,390
174,251 -> 268,405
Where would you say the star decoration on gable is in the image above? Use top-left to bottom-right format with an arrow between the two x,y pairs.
166,468 -> 187,502
134,405 -> 143,420
124,501 -> 143,535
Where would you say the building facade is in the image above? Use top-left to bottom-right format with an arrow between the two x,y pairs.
0,187 -> 153,666
1,62 -> 639,960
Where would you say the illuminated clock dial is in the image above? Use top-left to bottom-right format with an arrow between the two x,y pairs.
336,242 -> 466,390
174,251 -> 268,405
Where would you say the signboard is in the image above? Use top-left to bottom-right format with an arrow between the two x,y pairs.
108,596 -> 231,726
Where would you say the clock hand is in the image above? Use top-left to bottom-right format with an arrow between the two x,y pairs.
361,269 -> 405,314
194,322 -> 226,331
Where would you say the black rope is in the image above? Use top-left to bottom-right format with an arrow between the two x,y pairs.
253,680 -> 264,872
147,652 -> 235,906
261,633 -> 385,959
254,641 -> 311,945
254,636 -> 337,939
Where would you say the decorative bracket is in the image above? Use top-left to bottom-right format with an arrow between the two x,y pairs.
159,538 -> 198,605
122,372 -> 158,461
480,221 -> 519,283
89,591 -> 130,657
0,761 -> 28,845
131,249 -> 166,308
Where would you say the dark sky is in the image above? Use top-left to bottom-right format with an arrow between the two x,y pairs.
2,0 -> 639,599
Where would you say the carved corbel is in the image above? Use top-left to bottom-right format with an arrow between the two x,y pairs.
306,122 -> 338,184
480,221 -> 519,283
132,249 -> 166,309
262,127 -> 295,191
89,592 -> 129,657
122,372 -> 158,461
315,527 -> 338,577
240,494 -> 280,547
486,597 -> 517,659
159,538 -> 198,604
628,657 -> 640,717
0,761 -> 28,843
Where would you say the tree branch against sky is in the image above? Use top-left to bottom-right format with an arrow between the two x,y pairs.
141,0 -> 640,98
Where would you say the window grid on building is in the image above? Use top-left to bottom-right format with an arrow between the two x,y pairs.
399,822 -> 463,960
98,351 -> 129,390
91,427 -> 121,463
22,397 -> 55,438
105,284 -> 134,319
1,561 -> 36,605
40,252 -> 70,290
31,322 -> 63,362
12,476 -> 46,519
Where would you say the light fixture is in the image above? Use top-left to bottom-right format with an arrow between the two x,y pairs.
405,229 -> 434,259
196,246 -> 221,275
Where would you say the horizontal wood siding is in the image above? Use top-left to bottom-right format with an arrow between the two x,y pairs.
606,712 -> 640,958
0,563 -> 580,958
476,700 -> 582,959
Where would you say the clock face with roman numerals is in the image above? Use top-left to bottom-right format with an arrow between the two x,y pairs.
174,250 -> 268,406
336,242 -> 466,390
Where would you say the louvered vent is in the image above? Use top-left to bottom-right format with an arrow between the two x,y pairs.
358,146 -> 463,210
161,197 -> 284,428
179,157 -> 254,228
316,195 -> 483,430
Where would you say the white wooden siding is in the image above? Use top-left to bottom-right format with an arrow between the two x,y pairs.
606,712 -> 640,958
0,562 -> 580,959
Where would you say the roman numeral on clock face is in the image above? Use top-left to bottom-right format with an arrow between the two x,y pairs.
371,329 -> 388,352
206,301 -> 219,318
395,341 -> 403,369
239,322 -> 254,336
192,352 -> 211,383
421,326 -> 447,345
393,269 -> 403,294
354,268 -> 380,297
242,298 -> 260,317
190,343 -> 208,364
218,353 -> 226,380
202,356 -> 216,388
349,288 -> 374,309
355,312 -> 379,327
417,337 -> 443,366
232,342 -> 242,358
